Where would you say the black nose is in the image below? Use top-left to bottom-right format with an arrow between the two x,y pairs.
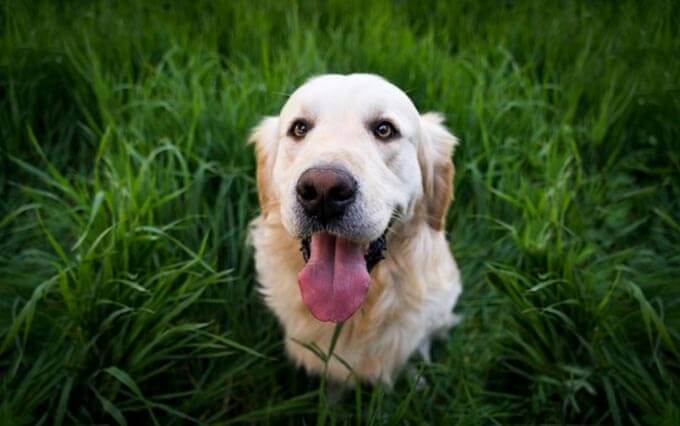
296,167 -> 357,223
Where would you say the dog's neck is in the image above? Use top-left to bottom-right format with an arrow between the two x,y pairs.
373,213 -> 443,275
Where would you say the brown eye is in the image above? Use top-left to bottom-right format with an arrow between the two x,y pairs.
289,120 -> 310,139
373,121 -> 398,140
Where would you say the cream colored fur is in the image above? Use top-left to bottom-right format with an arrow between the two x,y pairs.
249,74 -> 462,386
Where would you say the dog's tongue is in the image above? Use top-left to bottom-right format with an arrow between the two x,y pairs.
298,232 -> 369,322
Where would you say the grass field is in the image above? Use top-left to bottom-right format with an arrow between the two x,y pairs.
1,0 -> 679,424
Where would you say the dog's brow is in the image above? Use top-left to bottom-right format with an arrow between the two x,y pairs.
365,107 -> 386,119
285,106 -> 317,127
365,106 -> 401,122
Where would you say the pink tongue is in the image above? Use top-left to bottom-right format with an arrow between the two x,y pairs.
298,232 -> 369,322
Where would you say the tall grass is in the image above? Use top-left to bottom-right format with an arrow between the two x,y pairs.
1,0 -> 679,424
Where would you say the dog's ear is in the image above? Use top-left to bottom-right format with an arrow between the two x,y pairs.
417,112 -> 459,230
249,116 -> 280,217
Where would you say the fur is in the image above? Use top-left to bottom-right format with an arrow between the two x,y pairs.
249,74 -> 462,386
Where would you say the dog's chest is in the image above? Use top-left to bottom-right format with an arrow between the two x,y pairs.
250,216 -> 459,383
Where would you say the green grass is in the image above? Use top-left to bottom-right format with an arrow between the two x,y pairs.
1,0 -> 679,424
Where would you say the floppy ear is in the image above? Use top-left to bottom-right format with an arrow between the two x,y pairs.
248,116 -> 280,217
417,112 -> 459,230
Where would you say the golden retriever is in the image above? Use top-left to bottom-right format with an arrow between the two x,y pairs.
249,74 -> 462,386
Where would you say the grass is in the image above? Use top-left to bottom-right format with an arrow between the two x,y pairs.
1,0 -> 679,424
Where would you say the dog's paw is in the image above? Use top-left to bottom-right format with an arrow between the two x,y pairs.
433,312 -> 463,340
417,338 -> 432,364
407,366 -> 429,390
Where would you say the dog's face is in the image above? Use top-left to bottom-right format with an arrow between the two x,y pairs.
277,74 -> 423,242
251,74 -> 457,323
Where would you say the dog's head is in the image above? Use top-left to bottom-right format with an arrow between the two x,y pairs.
250,74 -> 457,322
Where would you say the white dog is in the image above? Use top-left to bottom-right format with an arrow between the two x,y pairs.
249,74 -> 462,386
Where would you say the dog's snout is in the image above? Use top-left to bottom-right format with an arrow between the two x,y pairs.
296,167 -> 357,222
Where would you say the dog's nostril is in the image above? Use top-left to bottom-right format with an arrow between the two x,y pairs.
329,185 -> 353,203
298,183 -> 318,202
296,166 -> 357,221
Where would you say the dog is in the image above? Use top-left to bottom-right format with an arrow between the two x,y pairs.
249,74 -> 462,386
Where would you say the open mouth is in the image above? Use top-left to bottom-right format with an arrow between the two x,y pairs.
300,231 -> 387,271
297,229 -> 388,323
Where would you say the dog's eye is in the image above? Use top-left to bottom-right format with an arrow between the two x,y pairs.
373,121 -> 398,140
289,120 -> 310,139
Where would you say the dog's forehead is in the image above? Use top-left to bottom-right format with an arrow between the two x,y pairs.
280,74 -> 419,122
